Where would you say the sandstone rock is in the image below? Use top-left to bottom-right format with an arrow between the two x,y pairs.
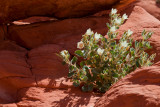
0,25 -> 7,41
135,0 -> 160,20
17,87 -> 102,107
95,62 -> 160,107
8,17 -> 108,51
13,16 -> 57,25
0,0 -> 119,23
28,44 -> 73,89
0,103 -> 17,107
0,45 -> 36,104
93,0 -> 136,17
0,40 -> 26,52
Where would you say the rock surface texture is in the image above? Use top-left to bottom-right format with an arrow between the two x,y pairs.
8,17 -> 109,50
0,0 -> 119,23
95,62 -> 160,107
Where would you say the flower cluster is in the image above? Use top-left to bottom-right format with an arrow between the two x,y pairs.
58,9 -> 156,93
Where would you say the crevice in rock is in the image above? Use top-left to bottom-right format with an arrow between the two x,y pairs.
25,52 -> 38,86
0,76 -> 32,80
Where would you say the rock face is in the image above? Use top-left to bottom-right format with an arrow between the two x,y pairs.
95,6 -> 160,107
135,0 -> 160,20
0,43 -> 103,106
0,0 -> 160,107
0,42 -> 35,104
95,62 -> 160,107
0,0 -> 119,23
8,17 -> 109,50
17,87 -> 102,107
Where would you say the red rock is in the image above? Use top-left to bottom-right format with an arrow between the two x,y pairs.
135,0 -> 160,20
17,87 -> 102,107
95,62 -> 160,107
8,17 -> 109,51
93,0 -> 136,17
13,16 -> 57,25
0,103 -> 17,107
0,0 -> 119,23
0,42 -> 36,104
0,25 -> 7,42
0,41 -> 26,52
28,44 -> 72,89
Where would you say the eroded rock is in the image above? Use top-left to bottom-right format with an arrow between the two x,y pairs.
95,62 -> 160,107
8,17 -> 109,52
0,0 -> 119,23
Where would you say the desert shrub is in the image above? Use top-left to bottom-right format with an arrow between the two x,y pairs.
58,9 -> 156,93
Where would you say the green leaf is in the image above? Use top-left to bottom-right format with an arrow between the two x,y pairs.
92,45 -> 98,50
73,80 -> 80,87
75,50 -> 83,57
111,41 -> 116,47
80,61 -> 85,67
145,41 -> 152,49
86,60 -> 92,65
71,56 -> 78,64
88,84 -> 94,92
82,86 -> 88,92
112,72 -> 119,78
106,23 -> 110,29
136,59 -> 140,67
80,76 -> 88,81
90,51 -> 95,57
130,48 -> 135,56
149,53 -> 156,61
68,72 -> 75,78
142,29 -> 146,38
135,41 -> 138,48
145,32 -> 152,40
69,65 -> 75,71
62,61 -> 66,65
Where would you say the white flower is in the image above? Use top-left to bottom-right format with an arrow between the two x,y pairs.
111,8 -> 117,15
77,41 -> 84,49
126,54 -> 130,62
86,28 -> 94,35
94,32 -> 101,40
61,50 -> 68,57
97,48 -> 104,55
122,13 -> 128,20
115,18 -> 122,25
110,26 -> 116,33
127,29 -> 133,36
121,41 -> 128,48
